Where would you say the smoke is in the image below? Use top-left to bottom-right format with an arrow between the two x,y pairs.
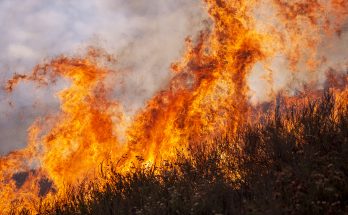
247,1 -> 348,104
1,0 -> 347,155
0,0 -> 207,154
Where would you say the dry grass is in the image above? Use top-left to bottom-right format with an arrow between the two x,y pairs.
14,92 -> 348,215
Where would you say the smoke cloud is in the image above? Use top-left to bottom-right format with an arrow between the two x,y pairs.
0,0 -> 207,154
0,0 -> 347,155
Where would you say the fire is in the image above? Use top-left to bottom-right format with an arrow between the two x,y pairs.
124,0 -> 278,164
1,0 -> 347,213
1,51 -> 127,212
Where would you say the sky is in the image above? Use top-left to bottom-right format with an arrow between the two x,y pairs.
0,0 -> 207,154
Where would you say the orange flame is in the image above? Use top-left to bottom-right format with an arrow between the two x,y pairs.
1,0 -> 347,213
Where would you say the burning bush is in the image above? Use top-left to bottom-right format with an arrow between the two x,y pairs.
1,0 -> 347,214
10,91 -> 346,214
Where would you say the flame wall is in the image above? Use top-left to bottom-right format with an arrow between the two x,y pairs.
0,0 -> 347,213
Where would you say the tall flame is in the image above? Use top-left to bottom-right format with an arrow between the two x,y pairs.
1,0 -> 347,213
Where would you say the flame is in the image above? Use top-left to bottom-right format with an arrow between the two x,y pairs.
1,0 -> 348,213
1,52 -> 127,212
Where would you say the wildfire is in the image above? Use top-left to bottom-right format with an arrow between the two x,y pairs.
1,0 -> 347,213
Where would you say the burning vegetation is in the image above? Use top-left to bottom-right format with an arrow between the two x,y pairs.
0,0 -> 348,214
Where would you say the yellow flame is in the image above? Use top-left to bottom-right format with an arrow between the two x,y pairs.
1,0 -> 347,213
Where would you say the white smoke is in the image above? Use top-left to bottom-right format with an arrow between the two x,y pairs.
1,0 -> 346,155
0,0 -> 207,154
247,3 -> 348,104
